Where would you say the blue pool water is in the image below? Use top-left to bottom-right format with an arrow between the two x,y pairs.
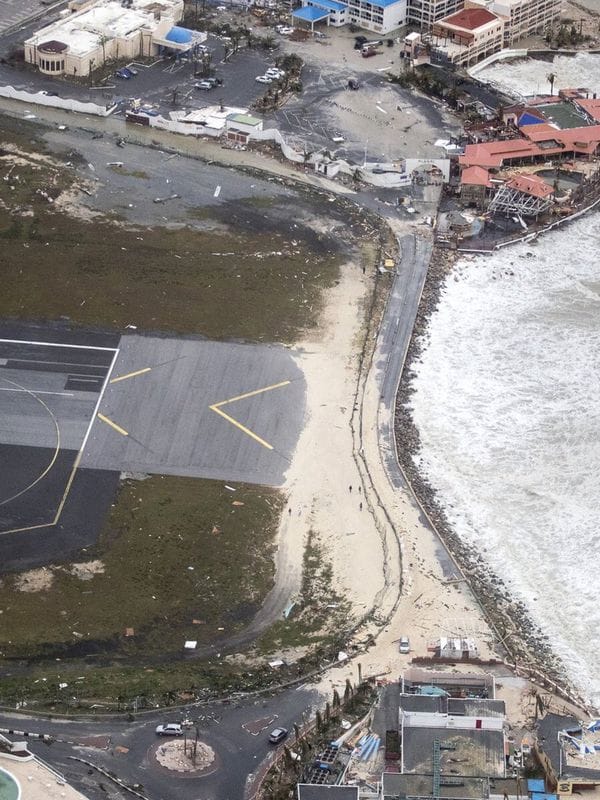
0,768 -> 19,800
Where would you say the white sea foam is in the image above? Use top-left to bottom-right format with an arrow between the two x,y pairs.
479,52 -> 600,99
409,213 -> 600,709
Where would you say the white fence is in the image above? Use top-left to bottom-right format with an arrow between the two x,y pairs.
0,85 -> 116,116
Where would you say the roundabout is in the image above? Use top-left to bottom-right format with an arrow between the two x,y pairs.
154,738 -> 219,777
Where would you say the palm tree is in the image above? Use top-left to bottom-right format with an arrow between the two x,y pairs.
98,33 -> 110,66
547,72 -> 556,96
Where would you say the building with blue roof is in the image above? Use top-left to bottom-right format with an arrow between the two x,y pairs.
293,0 -> 348,27
294,0 -> 407,33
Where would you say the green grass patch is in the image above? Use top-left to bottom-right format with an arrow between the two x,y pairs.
0,476 -> 283,662
0,211 -> 342,342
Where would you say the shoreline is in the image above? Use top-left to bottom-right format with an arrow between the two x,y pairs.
393,245 -> 593,714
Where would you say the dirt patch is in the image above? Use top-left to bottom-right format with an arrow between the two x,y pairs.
14,568 -> 55,593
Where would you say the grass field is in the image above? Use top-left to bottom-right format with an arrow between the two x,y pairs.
0,476 -> 283,661
0,118 -> 347,344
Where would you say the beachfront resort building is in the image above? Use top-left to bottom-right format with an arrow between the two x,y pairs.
24,0 -> 206,77
466,0 -> 563,45
293,0 -> 407,33
293,0 -> 560,37
430,6 -> 505,65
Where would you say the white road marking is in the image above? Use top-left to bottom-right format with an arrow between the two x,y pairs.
0,338 -> 116,351
214,185 -> 221,197
0,387 -> 74,397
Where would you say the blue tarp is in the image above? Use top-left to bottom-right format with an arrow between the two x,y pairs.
531,793 -> 556,800
527,780 -> 545,793
292,5 -> 330,21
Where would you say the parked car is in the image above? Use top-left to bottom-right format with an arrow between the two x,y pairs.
353,35 -> 368,49
265,68 -> 285,79
347,78 -> 360,90
255,75 -> 272,83
204,76 -> 222,86
195,80 -> 213,90
276,25 -> 294,35
399,636 -> 410,654
115,67 -> 133,79
268,727 -> 288,744
156,723 -> 183,736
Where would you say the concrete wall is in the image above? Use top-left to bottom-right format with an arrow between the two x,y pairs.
0,84 -> 116,115
467,47 -> 527,76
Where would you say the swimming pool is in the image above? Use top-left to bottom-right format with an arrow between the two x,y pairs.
0,767 -> 20,800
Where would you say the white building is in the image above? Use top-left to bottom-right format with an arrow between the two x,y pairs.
467,0 -> 563,45
431,5 -> 504,65
24,0 -> 205,77
347,0 -> 407,34
294,0 -> 407,33
406,0 -> 463,30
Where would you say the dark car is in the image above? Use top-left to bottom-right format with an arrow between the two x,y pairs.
268,727 -> 288,745
115,67 -> 133,79
347,78 -> 360,90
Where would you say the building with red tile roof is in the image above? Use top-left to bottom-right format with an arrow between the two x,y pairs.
460,165 -> 493,186
431,6 -> 504,65
459,125 -> 600,169
506,173 -> 554,199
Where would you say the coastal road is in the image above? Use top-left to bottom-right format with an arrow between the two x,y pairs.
372,230 -> 464,582
377,233 -> 431,492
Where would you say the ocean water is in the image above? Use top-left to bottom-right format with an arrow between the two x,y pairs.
409,213 -> 600,709
479,52 -> 600,99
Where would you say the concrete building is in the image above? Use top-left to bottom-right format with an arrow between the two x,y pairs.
407,0 -> 464,30
24,0 -> 205,77
431,6 -> 505,65
294,0 -> 407,33
346,0 -> 408,34
0,735 -> 91,800
466,0 -> 563,45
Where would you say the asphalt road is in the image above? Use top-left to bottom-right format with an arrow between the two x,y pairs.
0,686 -> 320,800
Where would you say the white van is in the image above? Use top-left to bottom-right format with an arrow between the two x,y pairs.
399,636 -> 410,654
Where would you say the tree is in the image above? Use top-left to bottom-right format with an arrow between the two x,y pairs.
546,71 -> 556,96
97,33 -> 110,66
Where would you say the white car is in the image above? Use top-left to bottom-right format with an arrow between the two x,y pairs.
155,723 -> 183,736
265,68 -> 285,79
276,26 -> 294,35
255,75 -> 272,83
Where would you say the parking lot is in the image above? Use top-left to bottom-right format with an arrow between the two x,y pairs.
0,7 -> 461,164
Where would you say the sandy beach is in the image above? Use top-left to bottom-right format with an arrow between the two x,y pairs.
272,201 -> 594,720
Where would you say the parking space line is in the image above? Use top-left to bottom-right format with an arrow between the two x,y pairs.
97,413 -> 129,436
